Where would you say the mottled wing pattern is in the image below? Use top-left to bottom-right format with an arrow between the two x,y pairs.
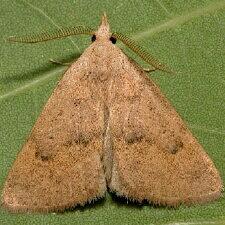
2,50 -> 106,212
108,55 -> 222,206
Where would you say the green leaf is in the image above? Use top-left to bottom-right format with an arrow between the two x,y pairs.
0,0 -> 225,224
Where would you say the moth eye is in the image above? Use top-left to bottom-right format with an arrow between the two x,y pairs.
91,34 -> 96,42
110,36 -> 117,44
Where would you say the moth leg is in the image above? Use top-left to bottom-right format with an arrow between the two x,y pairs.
143,67 -> 157,73
49,58 -> 73,66
144,67 -> 176,75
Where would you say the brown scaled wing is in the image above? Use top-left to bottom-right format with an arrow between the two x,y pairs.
108,55 -> 222,206
2,52 -> 107,212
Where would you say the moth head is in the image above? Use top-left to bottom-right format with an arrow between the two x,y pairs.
94,13 -> 111,42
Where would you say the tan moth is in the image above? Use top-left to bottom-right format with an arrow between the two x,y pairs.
2,14 -> 223,213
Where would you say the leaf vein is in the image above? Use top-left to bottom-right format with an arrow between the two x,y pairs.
0,67 -> 65,101
154,0 -> 172,16
132,0 -> 225,40
20,0 -> 80,53
189,124 -> 225,135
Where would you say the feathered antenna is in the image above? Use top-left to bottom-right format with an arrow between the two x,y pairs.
7,23 -> 173,74
112,32 -> 174,74
8,26 -> 95,43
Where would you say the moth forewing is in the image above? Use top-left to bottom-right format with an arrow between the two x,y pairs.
107,59 -> 222,205
2,43 -> 108,213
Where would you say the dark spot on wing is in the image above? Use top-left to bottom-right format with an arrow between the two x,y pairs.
125,132 -> 144,144
35,150 -> 54,161
168,139 -> 184,154
74,133 -> 90,147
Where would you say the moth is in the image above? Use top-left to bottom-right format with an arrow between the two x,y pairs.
2,14 -> 223,213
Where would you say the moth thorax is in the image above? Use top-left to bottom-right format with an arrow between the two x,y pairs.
95,67 -> 112,84
95,32 -> 111,42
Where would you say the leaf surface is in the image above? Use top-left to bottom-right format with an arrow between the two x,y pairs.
0,0 -> 225,224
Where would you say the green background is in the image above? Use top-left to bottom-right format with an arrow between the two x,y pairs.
0,0 -> 225,224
